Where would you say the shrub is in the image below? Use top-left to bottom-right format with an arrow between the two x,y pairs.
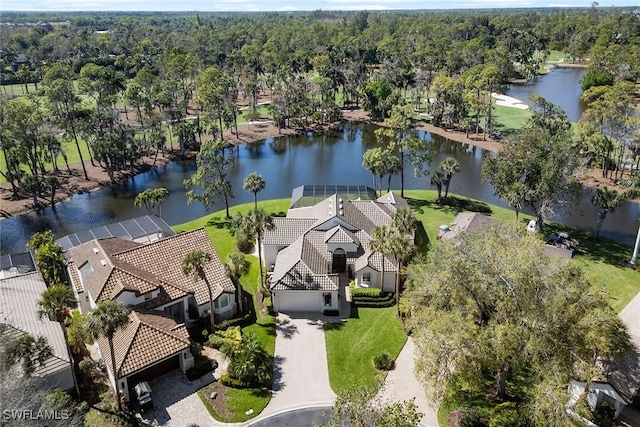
208,326 -> 242,355
226,333 -> 273,388
448,406 -> 483,427
186,355 -> 218,381
490,402 -> 520,427
219,374 -> 251,388
351,287 -> 382,297
235,230 -> 254,253
372,352 -> 394,370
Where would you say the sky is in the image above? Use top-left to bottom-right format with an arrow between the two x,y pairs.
2,0 -> 639,12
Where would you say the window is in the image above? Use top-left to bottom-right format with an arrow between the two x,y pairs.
363,273 -> 371,283
79,262 -> 93,278
143,291 -> 154,301
214,294 -> 230,309
323,293 -> 332,306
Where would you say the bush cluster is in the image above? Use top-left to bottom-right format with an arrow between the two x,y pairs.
351,287 -> 382,297
186,355 -> 218,381
372,352 -> 394,370
352,291 -> 395,308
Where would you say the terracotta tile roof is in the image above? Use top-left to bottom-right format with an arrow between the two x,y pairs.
67,260 -> 83,295
98,309 -> 190,379
113,229 -> 235,307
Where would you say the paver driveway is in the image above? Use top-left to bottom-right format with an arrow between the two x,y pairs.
259,312 -> 337,417
139,370 -> 225,427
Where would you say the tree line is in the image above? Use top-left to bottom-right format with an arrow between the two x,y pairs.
2,8 -> 639,185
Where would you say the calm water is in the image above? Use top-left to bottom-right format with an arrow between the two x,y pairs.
1,121 -> 638,255
506,67 -> 587,122
2,68 -> 639,254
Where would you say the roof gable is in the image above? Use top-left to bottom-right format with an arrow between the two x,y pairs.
99,310 -> 190,378
112,229 -> 235,307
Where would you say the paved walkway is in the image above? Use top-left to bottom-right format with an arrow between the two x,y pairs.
375,338 -> 438,427
257,312 -> 337,419
140,370 -> 221,427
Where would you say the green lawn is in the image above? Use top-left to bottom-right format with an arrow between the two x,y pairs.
493,104 -> 532,134
198,386 -> 270,423
324,306 -> 407,395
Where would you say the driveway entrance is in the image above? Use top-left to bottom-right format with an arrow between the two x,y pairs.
260,312 -> 337,417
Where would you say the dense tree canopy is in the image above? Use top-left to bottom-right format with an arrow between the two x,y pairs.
406,224 -> 630,426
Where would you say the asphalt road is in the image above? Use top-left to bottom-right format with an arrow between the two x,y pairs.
247,406 -> 334,427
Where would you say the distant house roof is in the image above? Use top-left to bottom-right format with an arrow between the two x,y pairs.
0,272 -> 72,389
0,252 -> 36,279
56,215 -> 175,252
440,212 -> 499,244
290,185 -> 378,208
97,309 -> 190,379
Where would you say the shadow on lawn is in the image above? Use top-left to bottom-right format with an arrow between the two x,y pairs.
406,196 -> 492,215
206,216 -> 234,229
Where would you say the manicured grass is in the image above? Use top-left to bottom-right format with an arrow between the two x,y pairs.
493,104 -> 531,133
324,306 -> 407,395
198,386 -> 270,423
1,82 -> 39,97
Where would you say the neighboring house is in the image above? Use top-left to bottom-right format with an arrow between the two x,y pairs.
65,228 -> 236,401
0,271 -> 74,392
10,53 -> 31,72
568,380 -> 630,421
438,212 -> 499,245
439,212 -> 576,258
0,251 -> 37,279
264,187 -> 409,313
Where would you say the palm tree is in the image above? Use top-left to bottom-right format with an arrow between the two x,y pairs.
430,169 -> 447,203
225,252 -> 250,314
440,157 -> 460,198
6,333 -> 53,376
237,209 -> 275,297
182,250 -> 215,330
243,172 -> 266,210
591,187 -> 639,240
388,234 -> 414,315
86,300 -> 131,412
37,284 -> 79,394
368,225 -> 393,292
391,208 -> 417,237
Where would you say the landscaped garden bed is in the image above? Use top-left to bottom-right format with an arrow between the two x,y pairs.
198,382 -> 270,423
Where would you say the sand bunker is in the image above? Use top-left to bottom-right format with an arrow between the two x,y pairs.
491,93 -> 530,110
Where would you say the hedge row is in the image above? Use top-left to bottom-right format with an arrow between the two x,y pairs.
352,293 -> 395,308
219,374 -> 255,389
351,287 -> 382,297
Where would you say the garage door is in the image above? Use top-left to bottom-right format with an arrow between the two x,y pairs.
275,292 -> 319,312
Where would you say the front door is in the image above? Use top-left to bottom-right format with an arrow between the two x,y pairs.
333,249 -> 346,273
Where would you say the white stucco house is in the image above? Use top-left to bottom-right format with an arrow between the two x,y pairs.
66,228 -> 237,401
263,186 -> 410,313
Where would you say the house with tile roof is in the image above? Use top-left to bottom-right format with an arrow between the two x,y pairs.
66,228 -> 236,401
0,272 -> 74,392
263,189 -> 409,313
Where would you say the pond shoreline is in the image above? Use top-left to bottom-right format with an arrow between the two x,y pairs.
0,109 -> 636,219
